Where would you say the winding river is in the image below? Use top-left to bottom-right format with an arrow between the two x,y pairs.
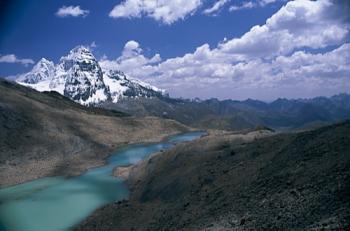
0,131 -> 205,231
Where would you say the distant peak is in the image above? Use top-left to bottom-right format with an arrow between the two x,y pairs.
32,58 -> 54,71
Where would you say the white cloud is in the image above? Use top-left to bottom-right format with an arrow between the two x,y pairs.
260,0 -> 279,6
102,0 -> 350,100
147,43 -> 350,100
122,40 -> 142,57
90,41 -> 97,48
229,0 -> 282,11
0,54 -> 34,66
56,6 -> 89,18
222,0 -> 349,58
229,1 -> 256,11
99,40 -> 161,77
203,0 -> 230,15
109,0 -> 203,24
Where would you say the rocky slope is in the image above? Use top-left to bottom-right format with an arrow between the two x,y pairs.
78,121 -> 350,230
16,46 -> 164,106
0,80 -> 188,187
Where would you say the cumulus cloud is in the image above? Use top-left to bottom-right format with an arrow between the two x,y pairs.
56,6 -> 89,18
203,0 -> 230,15
109,0 -> 202,24
100,40 -> 161,77
0,54 -> 34,66
103,0 -> 350,100
223,0 -> 349,58
137,43 -> 350,100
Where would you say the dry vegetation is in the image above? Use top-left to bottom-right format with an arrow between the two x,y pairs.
0,80 -> 189,187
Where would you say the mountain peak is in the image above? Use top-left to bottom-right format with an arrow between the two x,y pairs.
61,45 -> 96,64
16,58 -> 55,84
69,45 -> 93,58
71,45 -> 90,53
38,57 -> 53,64
33,58 -> 55,72
16,46 -> 165,105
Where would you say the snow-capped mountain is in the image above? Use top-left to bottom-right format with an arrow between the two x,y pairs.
17,58 -> 55,84
16,46 -> 164,105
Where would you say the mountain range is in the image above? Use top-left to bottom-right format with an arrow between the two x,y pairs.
105,93 -> 350,131
16,46 -> 164,105
13,45 -> 350,131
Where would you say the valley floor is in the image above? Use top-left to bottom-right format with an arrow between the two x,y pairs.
77,121 -> 350,231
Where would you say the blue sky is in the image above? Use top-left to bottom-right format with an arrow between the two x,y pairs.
1,0 -> 350,100
0,0 -> 283,73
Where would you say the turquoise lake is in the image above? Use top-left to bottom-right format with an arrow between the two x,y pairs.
0,131 -> 204,231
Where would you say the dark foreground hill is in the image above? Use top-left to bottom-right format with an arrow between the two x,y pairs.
78,121 -> 350,230
0,80 -> 188,187
102,94 -> 350,131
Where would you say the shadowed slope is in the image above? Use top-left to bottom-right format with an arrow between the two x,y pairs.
78,121 -> 350,230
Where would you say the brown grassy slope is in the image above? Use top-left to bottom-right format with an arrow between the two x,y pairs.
0,80 -> 189,187
78,121 -> 350,231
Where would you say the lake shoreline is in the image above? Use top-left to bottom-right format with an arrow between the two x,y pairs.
0,129 -> 197,189
0,131 -> 205,231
